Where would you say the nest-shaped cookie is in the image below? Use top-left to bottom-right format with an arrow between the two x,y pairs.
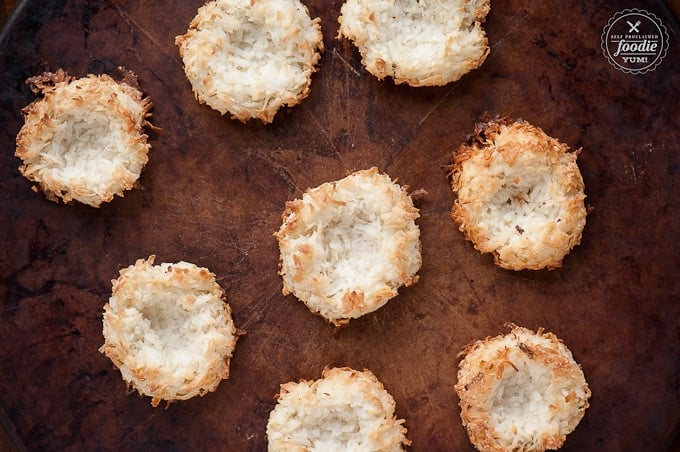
15,69 -> 153,207
455,324 -> 591,452
338,0 -> 490,86
176,0 -> 323,123
100,256 -> 238,407
275,168 -> 422,326
267,367 -> 410,451
451,118 -> 587,270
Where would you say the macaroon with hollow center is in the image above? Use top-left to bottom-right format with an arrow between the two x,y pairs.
338,0 -> 490,86
176,0 -> 323,123
455,324 -> 591,451
267,367 -> 410,451
450,117 -> 587,270
100,256 -> 238,407
15,69 -> 153,207
275,168 -> 422,325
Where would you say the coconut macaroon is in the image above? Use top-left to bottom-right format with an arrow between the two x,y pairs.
274,168 -> 421,326
176,0 -> 323,123
15,69 -> 153,207
451,118 -> 587,270
267,367 -> 410,451
99,256 -> 238,407
337,0 -> 490,86
455,324 -> 591,452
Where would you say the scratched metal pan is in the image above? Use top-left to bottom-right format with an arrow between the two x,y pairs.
0,0 -> 678,450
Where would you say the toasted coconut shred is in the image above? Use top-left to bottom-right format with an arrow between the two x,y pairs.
15,69 -> 153,207
338,0 -> 490,86
451,118 -> 587,270
267,367 -> 410,451
455,324 -> 591,452
275,168 -> 422,326
99,256 -> 238,407
176,0 -> 323,123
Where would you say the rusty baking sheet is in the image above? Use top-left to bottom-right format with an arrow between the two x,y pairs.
0,0 -> 679,450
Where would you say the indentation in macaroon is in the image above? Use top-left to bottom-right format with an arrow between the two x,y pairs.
488,354 -> 554,440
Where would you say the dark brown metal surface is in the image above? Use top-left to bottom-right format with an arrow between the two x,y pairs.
0,1 -> 679,450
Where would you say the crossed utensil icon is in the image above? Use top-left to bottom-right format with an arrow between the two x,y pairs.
627,20 -> 641,32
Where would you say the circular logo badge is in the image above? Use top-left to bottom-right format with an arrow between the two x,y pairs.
601,9 -> 669,74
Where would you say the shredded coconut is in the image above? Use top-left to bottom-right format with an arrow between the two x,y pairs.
275,168 -> 421,325
338,0 -> 490,86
